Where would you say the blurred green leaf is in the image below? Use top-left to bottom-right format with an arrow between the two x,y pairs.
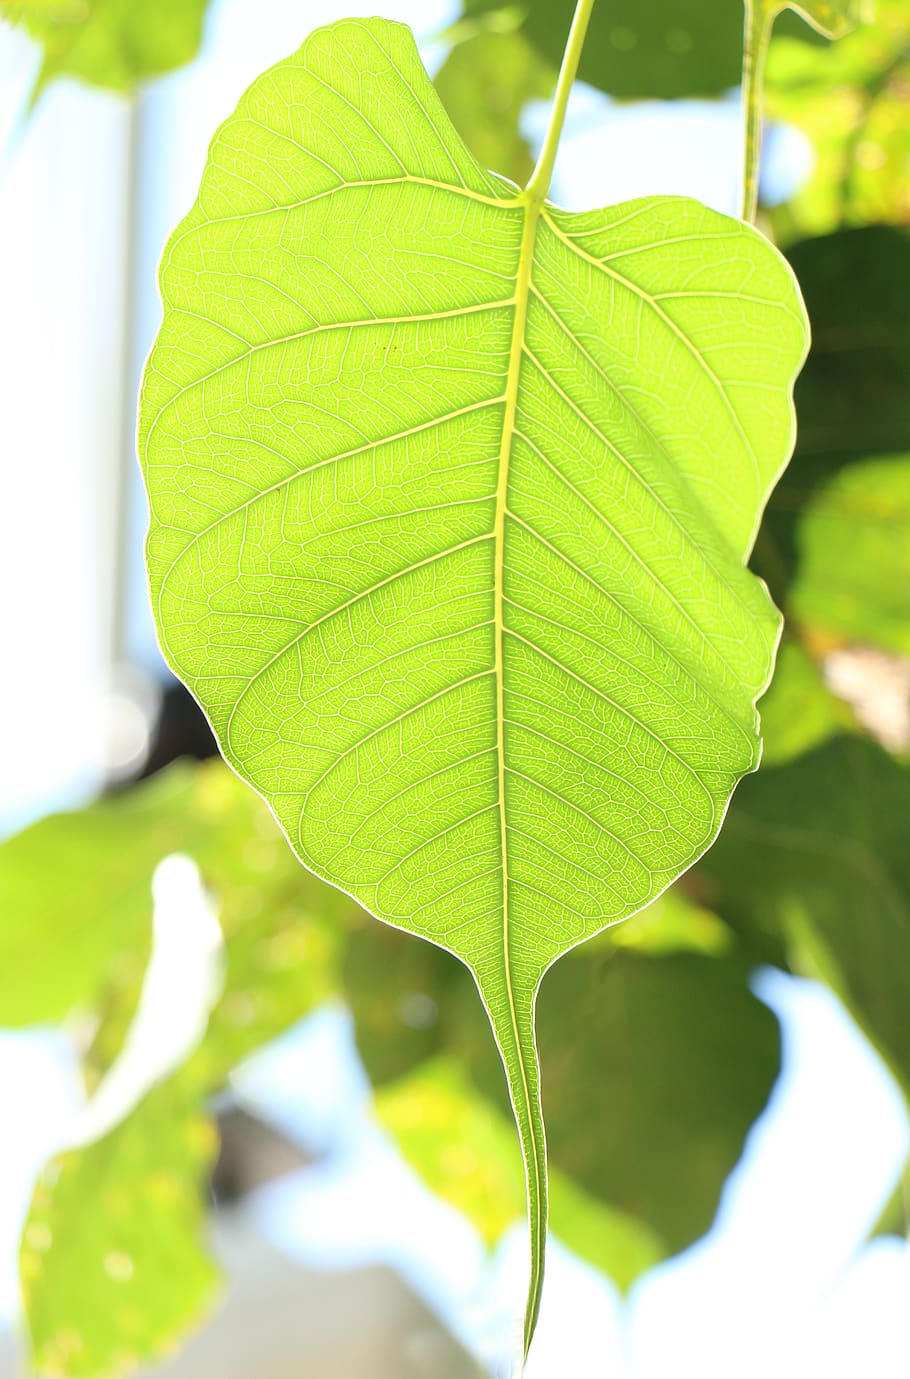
522,947 -> 780,1260
756,227 -> 910,656
460,0 -> 844,102
16,760 -> 359,1377
378,1057 -> 664,1290
787,228 -> 910,468
464,0 -> 745,99
767,0 -> 910,238
785,0 -> 871,40
342,914 -> 456,1089
21,1082 -> 220,1379
0,768 -> 203,1029
758,638 -> 857,764
358,912 -> 779,1284
703,738 -> 910,1099
0,0 -> 210,96
792,453 -> 910,656
434,28 -> 554,189
603,885 -> 734,957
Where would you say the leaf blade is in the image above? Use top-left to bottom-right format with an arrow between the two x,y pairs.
139,18 -> 808,1352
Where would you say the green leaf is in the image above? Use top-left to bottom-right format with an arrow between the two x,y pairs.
1,0 -> 210,96
756,228 -> 910,654
458,0 -> 851,102
376,938 -> 779,1288
765,0 -> 909,238
0,767 -> 199,1029
16,760 -> 355,1377
377,1057 -> 665,1291
21,1083 -> 220,1379
434,28 -> 555,191
757,637 -> 856,765
702,738 -> 910,1101
138,17 -> 807,1350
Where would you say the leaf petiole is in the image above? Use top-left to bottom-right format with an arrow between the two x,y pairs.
741,0 -> 775,223
525,0 -> 597,203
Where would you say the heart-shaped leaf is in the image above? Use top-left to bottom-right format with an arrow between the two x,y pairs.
139,17 -> 806,1352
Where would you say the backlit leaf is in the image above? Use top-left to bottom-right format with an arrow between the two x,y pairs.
138,18 -> 807,1348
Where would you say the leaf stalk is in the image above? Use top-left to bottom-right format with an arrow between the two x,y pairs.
741,0 -> 775,223
525,0 -> 597,203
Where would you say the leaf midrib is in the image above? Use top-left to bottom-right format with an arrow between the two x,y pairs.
494,186 -> 546,1333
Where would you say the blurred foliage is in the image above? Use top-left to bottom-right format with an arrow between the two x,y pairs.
792,452 -> 910,654
0,0 -> 210,97
703,738 -> 910,1100
454,0 -> 841,102
0,771 -> 191,1031
5,762 -> 353,1375
756,226 -> 910,657
451,944 -> 779,1268
378,1058 -> 666,1290
757,638 -> 857,764
434,27 -> 554,188
347,888 -> 778,1289
767,0 -> 910,239
21,1084 -> 219,1379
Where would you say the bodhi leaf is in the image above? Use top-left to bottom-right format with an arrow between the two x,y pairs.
138,14 -> 807,1352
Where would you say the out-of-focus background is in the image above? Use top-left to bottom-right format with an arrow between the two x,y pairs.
1,1 -> 909,1375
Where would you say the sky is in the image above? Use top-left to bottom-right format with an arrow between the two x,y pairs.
0,1 -> 908,1376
